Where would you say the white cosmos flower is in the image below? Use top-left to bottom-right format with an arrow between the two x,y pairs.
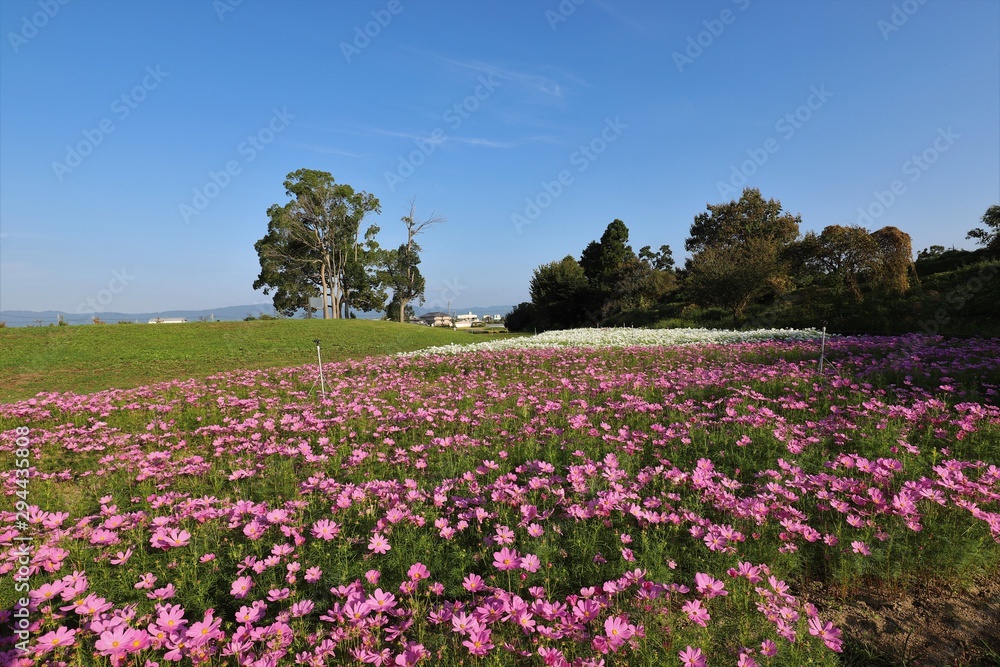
402,327 -> 825,357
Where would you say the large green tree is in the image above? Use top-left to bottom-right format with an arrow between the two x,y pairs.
579,219 -> 641,319
685,187 -> 801,254
529,255 -> 589,330
686,236 -> 786,326
805,225 -> 879,301
638,244 -> 675,272
580,219 -> 635,291
684,189 -> 801,325
869,225 -> 914,294
254,169 -> 381,319
342,224 -> 389,316
252,224 -> 321,317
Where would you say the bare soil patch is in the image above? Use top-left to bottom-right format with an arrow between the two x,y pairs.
810,574 -> 1000,666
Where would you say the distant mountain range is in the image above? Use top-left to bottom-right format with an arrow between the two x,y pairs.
0,304 -> 515,327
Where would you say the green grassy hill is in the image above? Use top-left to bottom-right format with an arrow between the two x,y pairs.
0,319 -> 473,402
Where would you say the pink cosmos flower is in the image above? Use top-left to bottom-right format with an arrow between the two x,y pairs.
71,593 -> 113,616
150,527 -> 191,549
516,610 -> 536,634
267,587 -> 290,601
35,627 -> 77,655
343,600 -> 372,624
231,575 -> 252,598
695,572 -> 728,598
679,645 -> 707,667
761,639 -> 778,656
155,604 -> 187,634
235,602 -> 266,624
520,553 -> 542,573
403,643 -> 431,665
808,617 -> 843,652
604,615 -> 636,649
266,508 -> 290,524
124,629 -> 152,653
493,547 -> 520,571
367,588 -> 396,612
311,519 -> 341,541
573,598 -> 600,622
451,611 -> 477,635
728,562 -> 764,583
407,563 -> 429,581
494,525 -> 515,545
147,583 -> 177,600
290,599 -> 315,618
30,581 -> 65,605
462,627 -> 494,656
186,609 -> 223,646
681,599 -> 710,627
368,533 -> 391,554
95,627 -> 136,656
358,647 -> 391,665
109,547 -> 133,564
462,573 -> 485,592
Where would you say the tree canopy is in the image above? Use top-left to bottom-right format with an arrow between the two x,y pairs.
529,255 -> 589,330
967,204 -> 1000,257
253,169 -> 381,319
515,195 -> 996,335
683,188 -> 801,324
685,187 -> 801,254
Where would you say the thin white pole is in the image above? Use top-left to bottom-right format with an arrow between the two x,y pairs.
818,326 -> 827,374
314,339 -> 327,399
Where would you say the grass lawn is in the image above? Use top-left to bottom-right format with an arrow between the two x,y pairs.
0,319 -> 475,402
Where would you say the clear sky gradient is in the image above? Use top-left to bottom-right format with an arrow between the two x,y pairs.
1,0 -> 998,314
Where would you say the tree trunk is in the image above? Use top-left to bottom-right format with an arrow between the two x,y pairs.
320,264 -> 329,319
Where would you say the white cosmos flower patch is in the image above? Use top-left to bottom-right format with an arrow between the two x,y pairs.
403,327 -> 824,357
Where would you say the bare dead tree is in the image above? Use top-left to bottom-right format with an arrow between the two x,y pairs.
394,198 -> 444,322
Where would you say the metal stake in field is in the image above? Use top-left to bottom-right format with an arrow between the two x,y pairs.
314,339 -> 327,400
818,324 -> 827,375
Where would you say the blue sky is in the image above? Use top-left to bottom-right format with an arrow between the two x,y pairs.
1,0 -> 998,315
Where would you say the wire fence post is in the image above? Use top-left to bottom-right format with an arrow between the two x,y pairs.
818,324 -> 827,375
314,339 -> 327,400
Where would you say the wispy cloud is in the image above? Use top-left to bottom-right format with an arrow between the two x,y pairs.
590,0 -> 660,36
428,53 -> 579,100
363,127 -> 449,145
448,136 -> 514,148
448,135 -> 559,149
351,129 -> 556,150
286,142 -> 367,158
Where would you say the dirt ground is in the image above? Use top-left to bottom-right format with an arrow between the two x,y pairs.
808,574 -> 1000,666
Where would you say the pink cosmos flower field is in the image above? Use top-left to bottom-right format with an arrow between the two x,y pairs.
2,333 -> 998,666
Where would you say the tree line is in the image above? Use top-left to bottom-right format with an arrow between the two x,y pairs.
253,169 -> 442,321
508,188 -> 999,334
